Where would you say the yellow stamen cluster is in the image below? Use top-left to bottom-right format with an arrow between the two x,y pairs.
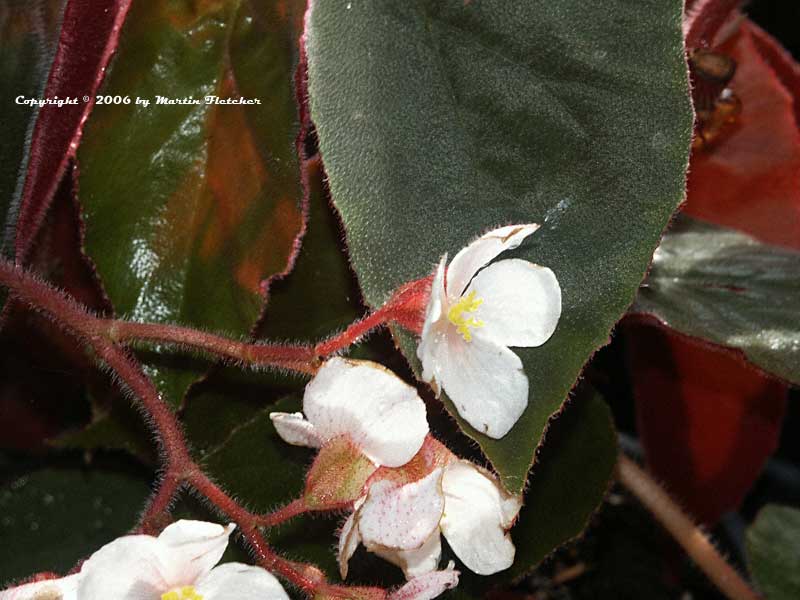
447,291 -> 484,342
162,586 -> 203,600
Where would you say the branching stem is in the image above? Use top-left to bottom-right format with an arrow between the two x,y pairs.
616,455 -> 761,600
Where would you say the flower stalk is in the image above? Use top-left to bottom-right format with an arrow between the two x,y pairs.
616,454 -> 761,600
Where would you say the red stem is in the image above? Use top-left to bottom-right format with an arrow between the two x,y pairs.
109,320 -> 318,374
256,499 -> 309,527
188,471 -> 325,593
137,473 -> 182,535
0,259 -> 333,594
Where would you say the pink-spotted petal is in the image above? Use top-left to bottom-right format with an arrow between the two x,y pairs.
388,562 -> 460,600
359,469 -> 444,551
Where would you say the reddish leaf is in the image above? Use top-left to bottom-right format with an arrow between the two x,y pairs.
685,19 -> 800,250
631,16 -> 799,523
628,323 -> 787,524
0,165 -> 111,450
684,0 -> 742,50
747,20 -> 800,130
13,0 -> 132,262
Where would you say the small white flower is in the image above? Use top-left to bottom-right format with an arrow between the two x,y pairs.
388,562 -> 459,600
77,520 -> 288,600
0,574 -> 80,600
270,357 -> 429,467
417,224 -> 561,439
339,460 -> 522,579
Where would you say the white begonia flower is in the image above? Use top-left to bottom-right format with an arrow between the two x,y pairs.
270,357 -> 428,468
75,520 -> 289,600
388,562 -> 459,600
0,573 -> 80,600
339,460 -> 522,579
417,224 -> 562,439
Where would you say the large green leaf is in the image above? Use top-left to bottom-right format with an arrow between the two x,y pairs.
306,1 -> 691,491
0,465 -> 150,581
78,0 -> 305,408
746,504 -> 800,600
633,216 -> 800,386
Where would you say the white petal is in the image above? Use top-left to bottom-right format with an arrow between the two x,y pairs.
303,358 -> 428,467
157,520 -> 235,585
195,563 -> 289,600
428,329 -> 527,439
468,259 -> 561,348
337,502 -> 363,580
418,257 -> 448,391
269,412 -> 323,448
373,532 -> 442,579
389,562 -> 459,600
359,469 -> 444,551
78,535 -> 169,599
440,461 -> 522,575
0,574 -> 81,600
447,224 -> 540,299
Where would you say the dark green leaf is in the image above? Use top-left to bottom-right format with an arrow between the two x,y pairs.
0,466 -> 150,582
306,0 -> 691,491
633,216 -> 800,385
77,0 -> 305,408
509,391 -> 616,577
53,401 -> 156,465
200,395 -> 341,578
746,504 -> 800,600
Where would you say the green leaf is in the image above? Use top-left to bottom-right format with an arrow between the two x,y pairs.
306,1 -> 691,491
0,465 -> 151,581
508,390 -> 616,577
633,216 -> 800,386
77,0 -> 305,408
746,504 -> 800,600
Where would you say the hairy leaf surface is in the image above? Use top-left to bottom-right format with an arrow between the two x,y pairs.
306,0 -> 691,491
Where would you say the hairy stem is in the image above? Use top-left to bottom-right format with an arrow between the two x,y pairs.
617,455 -> 761,600
256,499 -> 309,527
137,473 -> 182,535
0,258 -> 331,594
189,472 -> 325,593
109,320 -> 319,374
